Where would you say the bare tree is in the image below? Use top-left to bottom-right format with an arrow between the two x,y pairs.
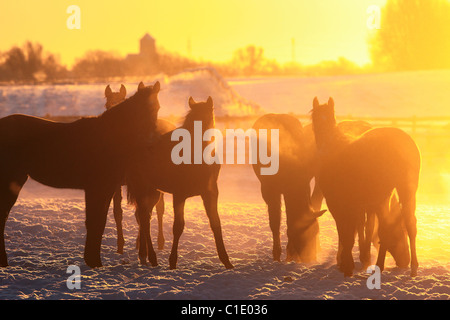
232,45 -> 266,76
0,42 -> 66,82
72,50 -> 125,78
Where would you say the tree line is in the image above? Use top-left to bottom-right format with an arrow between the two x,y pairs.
1,0 -> 449,83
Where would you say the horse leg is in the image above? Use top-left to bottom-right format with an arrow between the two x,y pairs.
335,212 -> 357,277
0,175 -> 27,267
201,185 -> 234,269
112,185 -> 124,254
260,184 -> 282,262
356,213 -> 366,268
398,191 -> 419,277
169,195 -> 186,269
374,197 -> 390,273
84,186 -> 115,268
135,208 -> 140,250
357,209 -> 373,270
135,190 -> 160,266
284,190 -> 303,262
155,193 -> 165,250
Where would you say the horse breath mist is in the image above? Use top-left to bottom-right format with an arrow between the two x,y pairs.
171,121 -> 280,175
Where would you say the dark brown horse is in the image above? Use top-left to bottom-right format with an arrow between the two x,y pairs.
127,96 -> 233,270
252,114 -> 326,263
312,97 -> 420,277
104,84 -> 175,253
0,81 -> 161,268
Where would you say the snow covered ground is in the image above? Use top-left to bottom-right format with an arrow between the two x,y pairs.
1,168 -> 449,300
0,69 -> 449,300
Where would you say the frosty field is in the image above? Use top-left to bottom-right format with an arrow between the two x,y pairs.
0,69 -> 449,300
1,168 -> 449,300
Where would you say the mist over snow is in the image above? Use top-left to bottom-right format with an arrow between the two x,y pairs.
0,67 -> 262,119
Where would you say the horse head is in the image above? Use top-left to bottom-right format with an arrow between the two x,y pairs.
379,194 -> 411,269
184,96 -> 215,130
104,84 -> 126,110
311,97 -> 336,133
101,81 -> 161,148
287,206 -> 327,263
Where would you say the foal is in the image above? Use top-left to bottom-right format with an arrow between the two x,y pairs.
312,97 -> 420,277
127,97 -> 233,270
104,84 -> 175,252
0,81 -> 161,268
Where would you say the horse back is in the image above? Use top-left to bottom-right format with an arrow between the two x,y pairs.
356,127 -> 420,169
0,114 -> 63,147
0,114 -> 121,189
252,114 -> 309,187
322,127 -> 420,206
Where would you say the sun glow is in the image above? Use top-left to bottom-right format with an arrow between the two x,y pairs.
0,0 -> 386,68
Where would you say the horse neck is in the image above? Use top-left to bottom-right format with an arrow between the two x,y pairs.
181,114 -> 215,152
314,124 -> 350,157
182,112 -> 214,134
100,98 -> 137,136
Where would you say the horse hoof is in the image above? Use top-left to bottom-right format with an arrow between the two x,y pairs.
149,259 -> 158,267
87,262 -> 103,268
225,263 -> 234,270
139,259 -> 148,266
344,272 -> 353,278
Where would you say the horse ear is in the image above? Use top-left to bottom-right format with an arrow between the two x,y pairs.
328,97 -> 334,109
119,84 -> 126,98
188,96 -> 196,108
105,85 -> 112,97
138,82 -> 145,91
313,97 -> 319,109
153,81 -> 160,93
206,96 -> 213,107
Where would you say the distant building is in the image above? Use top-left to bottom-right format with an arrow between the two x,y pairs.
125,33 -> 159,75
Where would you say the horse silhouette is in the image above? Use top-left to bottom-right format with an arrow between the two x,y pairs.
304,120 -> 409,270
127,96 -> 234,270
312,97 -> 420,277
252,114 -> 326,263
0,81 -> 161,268
303,120 -> 373,212
104,84 -> 175,253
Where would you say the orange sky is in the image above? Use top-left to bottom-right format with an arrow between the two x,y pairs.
0,0 -> 386,68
